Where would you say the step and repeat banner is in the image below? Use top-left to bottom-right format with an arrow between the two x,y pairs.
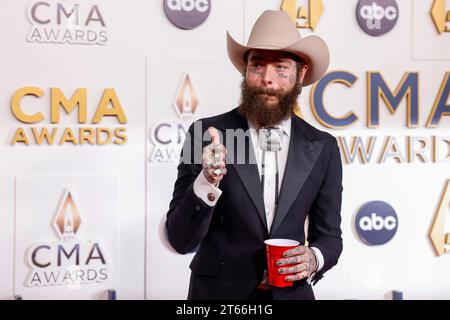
0,0 -> 448,299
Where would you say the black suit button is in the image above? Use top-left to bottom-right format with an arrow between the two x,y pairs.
195,205 -> 201,211
207,193 -> 215,202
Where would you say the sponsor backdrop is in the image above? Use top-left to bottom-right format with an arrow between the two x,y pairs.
0,0 -> 448,299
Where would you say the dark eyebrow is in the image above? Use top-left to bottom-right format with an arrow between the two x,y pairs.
249,55 -> 265,61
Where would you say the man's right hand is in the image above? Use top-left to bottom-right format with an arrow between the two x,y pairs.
202,127 -> 227,185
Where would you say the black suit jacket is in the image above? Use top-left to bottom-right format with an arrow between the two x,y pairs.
166,107 -> 343,300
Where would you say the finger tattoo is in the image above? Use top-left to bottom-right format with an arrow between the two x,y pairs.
288,256 -> 298,264
308,253 -> 312,273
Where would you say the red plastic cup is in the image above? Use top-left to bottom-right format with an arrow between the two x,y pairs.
264,239 -> 300,287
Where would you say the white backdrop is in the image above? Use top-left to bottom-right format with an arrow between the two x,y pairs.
0,0 -> 449,300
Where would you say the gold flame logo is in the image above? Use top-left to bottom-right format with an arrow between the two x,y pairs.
173,72 -> 199,120
429,180 -> 450,256
54,190 -> 82,239
281,0 -> 324,31
430,0 -> 450,34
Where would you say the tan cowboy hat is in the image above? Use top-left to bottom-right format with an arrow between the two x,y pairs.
227,10 -> 329,86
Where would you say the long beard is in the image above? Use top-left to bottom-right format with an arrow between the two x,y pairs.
238,77 -> 302,129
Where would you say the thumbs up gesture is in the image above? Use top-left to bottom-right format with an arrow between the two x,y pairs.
202,127 -> 227,185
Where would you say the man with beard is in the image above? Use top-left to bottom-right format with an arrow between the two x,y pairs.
166,10 -> 343,300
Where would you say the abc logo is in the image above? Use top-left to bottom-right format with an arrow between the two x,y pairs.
355,201 -> 398,245
166,0 -> 209,12
164,0 -> 211,30
359,213 -> 397,231
360,3 -> 397,21
356,0 -> 399,36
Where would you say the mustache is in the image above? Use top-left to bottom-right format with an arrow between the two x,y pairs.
246,85 -> 284,97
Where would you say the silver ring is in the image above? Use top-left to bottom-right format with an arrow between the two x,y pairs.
213,169 -> 223,176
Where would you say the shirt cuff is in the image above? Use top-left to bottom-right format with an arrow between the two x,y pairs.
193,172 -> 222,207
306,247 -> 324,285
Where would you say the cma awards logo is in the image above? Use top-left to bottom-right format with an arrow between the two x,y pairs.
163,0 -> 211,30
149,72 -> 199,162
9,87 -> 128,146
355,201 -> 398,245
356,0 -> 399,36
26,1 -> 108,45
25,189 -> 111,287
281,0 -> 324,30
429,180 -> 450,256
430,0 -> 450,34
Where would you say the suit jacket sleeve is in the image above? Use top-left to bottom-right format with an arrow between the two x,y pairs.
166,121 -> 215,254
307,137 -> 343,285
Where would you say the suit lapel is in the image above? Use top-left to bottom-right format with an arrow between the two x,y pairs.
232,163 -> 267,231
269,116 -> 326,236
216,108 -> 268,232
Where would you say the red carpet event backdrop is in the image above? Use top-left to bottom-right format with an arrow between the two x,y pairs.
0,0 -> 448,299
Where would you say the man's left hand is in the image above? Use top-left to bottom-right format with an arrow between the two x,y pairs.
276,246 -> 318,282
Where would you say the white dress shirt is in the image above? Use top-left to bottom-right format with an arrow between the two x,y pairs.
192,117 -> 324,279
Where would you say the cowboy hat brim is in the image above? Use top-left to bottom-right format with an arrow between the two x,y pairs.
227,31 -> 329,87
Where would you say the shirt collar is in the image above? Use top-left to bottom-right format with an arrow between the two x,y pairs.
247,116 -> 291,138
